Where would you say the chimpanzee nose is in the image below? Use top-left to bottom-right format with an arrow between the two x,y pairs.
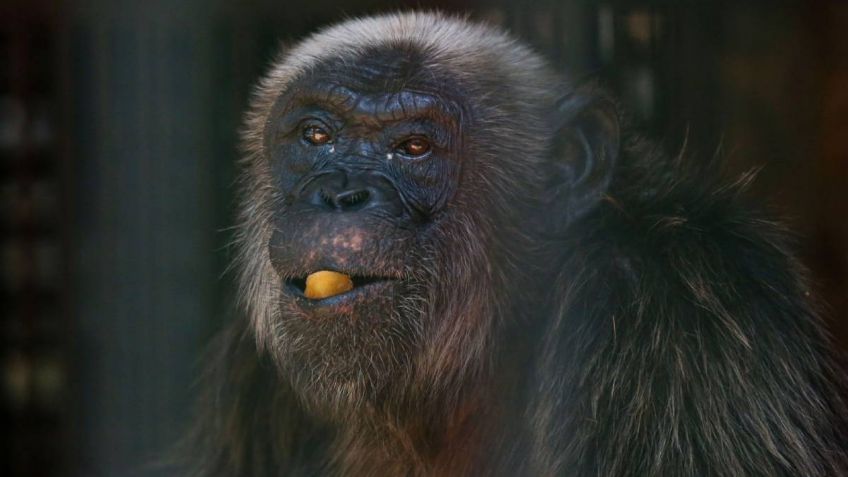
326,188 -> 370,210
301,170 -> 402,214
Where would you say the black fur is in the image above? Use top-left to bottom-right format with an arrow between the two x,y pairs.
530,138 -> 848,476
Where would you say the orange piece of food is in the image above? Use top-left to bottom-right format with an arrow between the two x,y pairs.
304,270 -> 354,299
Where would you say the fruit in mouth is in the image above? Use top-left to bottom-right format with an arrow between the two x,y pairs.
304,270 -> 354,299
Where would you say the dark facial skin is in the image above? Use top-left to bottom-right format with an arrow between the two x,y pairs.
264,48 -> 468,406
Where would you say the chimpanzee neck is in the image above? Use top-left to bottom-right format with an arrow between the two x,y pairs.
324,309 -> 542,475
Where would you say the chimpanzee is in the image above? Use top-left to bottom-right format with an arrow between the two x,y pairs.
181,12 -> 848,476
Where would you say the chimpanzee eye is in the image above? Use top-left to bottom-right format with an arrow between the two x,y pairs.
303,125 -> 332,145
396,137 -> 431,157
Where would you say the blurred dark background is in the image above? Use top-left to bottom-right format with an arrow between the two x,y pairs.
1,0 -> 846,475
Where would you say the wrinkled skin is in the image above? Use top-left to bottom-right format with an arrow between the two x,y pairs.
264,48 -> 476,410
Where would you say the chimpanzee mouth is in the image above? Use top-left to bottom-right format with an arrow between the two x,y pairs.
284,271 -> 396,304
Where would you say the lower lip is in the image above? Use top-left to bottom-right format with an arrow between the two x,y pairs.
284,279 -> 396,310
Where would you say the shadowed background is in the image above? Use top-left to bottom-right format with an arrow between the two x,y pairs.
1,0 -> 846,475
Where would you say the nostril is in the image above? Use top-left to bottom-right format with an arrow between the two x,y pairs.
335,189 -> 371,209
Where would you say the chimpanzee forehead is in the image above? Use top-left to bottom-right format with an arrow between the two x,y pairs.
309,45 -> 444,94
281,45 -> 466,123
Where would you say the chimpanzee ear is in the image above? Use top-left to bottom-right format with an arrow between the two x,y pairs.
545,92 -> 620,227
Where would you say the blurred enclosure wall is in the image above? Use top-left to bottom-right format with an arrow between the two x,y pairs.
1,0 -> 846,476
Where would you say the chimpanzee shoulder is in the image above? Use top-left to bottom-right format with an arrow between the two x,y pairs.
531,140 -> 848,476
